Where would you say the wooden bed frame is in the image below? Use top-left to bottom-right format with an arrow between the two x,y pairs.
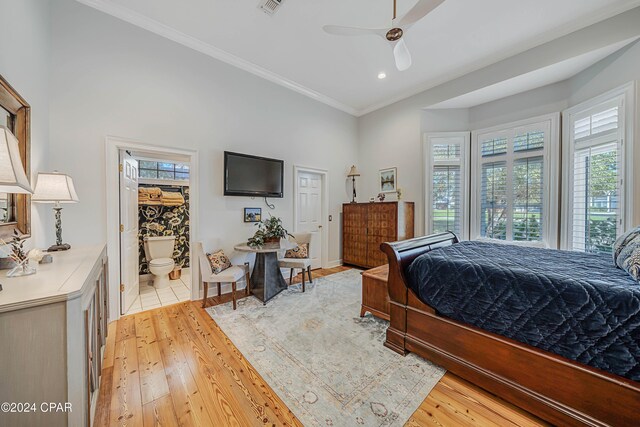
381,232 -> 640,427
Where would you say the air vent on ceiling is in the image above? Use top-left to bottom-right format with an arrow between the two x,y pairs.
259,0 -> 283,16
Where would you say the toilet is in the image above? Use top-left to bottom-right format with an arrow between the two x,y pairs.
143,236 -> 176,289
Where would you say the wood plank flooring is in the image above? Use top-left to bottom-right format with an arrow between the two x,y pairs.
95,268 -> 547,426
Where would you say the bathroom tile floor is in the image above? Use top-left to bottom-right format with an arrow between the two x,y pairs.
125,268 -> 192,315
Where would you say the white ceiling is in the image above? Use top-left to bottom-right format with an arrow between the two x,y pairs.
429,38 -> 639,109
77,0 -> 640,115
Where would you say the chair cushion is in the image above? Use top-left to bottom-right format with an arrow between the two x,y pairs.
284,243 -> 308,259
206,250 -> 231,274
279,257 -> 312,269
207,265 -> 246,282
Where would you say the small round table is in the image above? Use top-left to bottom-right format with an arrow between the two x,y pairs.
234,241 -> 296,304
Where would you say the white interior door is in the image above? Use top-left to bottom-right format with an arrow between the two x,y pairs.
120,151 -> 139,314
296,171 -> 323,269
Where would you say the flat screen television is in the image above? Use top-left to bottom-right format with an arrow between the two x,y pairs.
224,151 -> 284,198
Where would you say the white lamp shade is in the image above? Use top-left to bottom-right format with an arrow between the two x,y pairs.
32,172 -> 79,203
0,125 -> 33,194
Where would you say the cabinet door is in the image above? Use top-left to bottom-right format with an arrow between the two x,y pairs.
343,204 -> 368,266
366,235 -> 388,267
367,203 -> 397,238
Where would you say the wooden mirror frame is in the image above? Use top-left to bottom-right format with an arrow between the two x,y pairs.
0,74 -> 31,240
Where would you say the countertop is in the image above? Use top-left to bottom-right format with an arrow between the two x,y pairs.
0,244 -> 106,313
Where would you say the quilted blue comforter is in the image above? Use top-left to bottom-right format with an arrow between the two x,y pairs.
406,241 -> 640,381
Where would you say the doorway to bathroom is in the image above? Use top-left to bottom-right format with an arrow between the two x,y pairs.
105,138 -> 199,320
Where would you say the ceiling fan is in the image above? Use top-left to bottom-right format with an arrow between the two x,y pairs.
323,0 -> 445,71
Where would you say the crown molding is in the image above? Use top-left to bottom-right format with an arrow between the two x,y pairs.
75,0 -> 359,116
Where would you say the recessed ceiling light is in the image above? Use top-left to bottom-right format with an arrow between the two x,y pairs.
377,72 -> 387,80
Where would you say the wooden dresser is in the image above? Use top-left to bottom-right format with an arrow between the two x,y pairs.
342,201 -> 414,268
0,245 -> 108,427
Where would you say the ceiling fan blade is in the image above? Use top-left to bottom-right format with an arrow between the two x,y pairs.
323,25 -> 386,37
393,38 -> 412,71
397,0 -> 445,29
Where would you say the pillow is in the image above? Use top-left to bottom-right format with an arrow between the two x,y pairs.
284,243 -> 309,259
613,226 -> 640,266
206,250 -> 231,274
616,236 -> 640,283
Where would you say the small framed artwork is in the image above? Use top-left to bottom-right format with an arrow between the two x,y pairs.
244,207 -> 262,223
379,167 -> 397,193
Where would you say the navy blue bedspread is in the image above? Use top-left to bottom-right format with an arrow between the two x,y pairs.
406,241 -> 640,381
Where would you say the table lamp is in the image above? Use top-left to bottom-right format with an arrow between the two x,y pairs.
0,126 -> 33,291
347,165 -> 360,203
32,172 -> 79,251
0,126 -> 32,194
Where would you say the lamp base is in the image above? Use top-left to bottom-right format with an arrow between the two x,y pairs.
48,243 -> 71,252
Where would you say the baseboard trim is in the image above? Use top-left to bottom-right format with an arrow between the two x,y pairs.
326,259 -> 343,268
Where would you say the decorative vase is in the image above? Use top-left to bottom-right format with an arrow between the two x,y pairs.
7,260 -> 36,278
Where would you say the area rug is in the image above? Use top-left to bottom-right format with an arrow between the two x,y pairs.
206,269 -> 445,426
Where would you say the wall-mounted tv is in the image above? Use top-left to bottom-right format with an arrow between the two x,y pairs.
224,151 -> 284,198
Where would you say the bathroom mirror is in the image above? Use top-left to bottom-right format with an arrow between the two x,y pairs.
0,74 -> 31,239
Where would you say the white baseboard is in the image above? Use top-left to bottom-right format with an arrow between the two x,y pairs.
326,259 -> 343,268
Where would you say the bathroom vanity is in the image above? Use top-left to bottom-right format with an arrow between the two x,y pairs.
0,245 -> 108,427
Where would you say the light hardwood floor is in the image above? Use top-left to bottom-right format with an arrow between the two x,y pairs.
95,268 -> 547,426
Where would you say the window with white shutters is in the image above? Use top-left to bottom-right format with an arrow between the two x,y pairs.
424,133 -> 470,239
565,97 -> 625,254
471,115 -> 559,247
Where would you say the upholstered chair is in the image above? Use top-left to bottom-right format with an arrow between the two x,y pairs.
278,233 -> 313,292
196,242 -> 250,310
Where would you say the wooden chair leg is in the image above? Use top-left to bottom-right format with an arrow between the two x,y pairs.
202,282 -> 208,308
217,282 -> 221,297
245,262 -> 251,296
301,269 -> 305,293
307,266 -> 313,283
289,268 -> 294,285
232,282 -> 237,310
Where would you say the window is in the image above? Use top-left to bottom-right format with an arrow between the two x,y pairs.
424,133 -> 470,239
471,114 -> 559,247
138,160 -> 190,181
562,85 -> 632,255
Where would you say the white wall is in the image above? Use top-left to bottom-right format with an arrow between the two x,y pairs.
49,0 -> 358,265
0,0 -> 51,248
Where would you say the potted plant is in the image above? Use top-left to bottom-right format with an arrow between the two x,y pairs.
248,215 -> 292,248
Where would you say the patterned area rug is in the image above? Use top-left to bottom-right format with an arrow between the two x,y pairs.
206,269 -> 445,426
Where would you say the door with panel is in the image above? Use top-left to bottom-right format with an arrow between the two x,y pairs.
119,151 -> 139,314
296,171 -> 323,269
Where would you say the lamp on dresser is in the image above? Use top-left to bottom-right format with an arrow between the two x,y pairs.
347,165 -> 360,203
32,171 -> 79,251
0,126 -> 32,194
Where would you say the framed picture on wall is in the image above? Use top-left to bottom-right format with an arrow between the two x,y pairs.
244,207 -> 262,223
379,167 -> 397,193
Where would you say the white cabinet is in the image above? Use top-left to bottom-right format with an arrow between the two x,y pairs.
0,245 -> 108,427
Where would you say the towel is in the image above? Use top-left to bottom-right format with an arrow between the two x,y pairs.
161,190 -> 185,206
139,187 -> 163,205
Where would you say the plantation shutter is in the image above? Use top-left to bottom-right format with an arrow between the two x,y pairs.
568,98 -> 623,254
472,115 -> 557,246
425,133 -> 470,239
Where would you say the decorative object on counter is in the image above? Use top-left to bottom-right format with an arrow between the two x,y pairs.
244,207 -> 262,223
247,214 -> 292,248
379,167 -> 397,193
396,187 -> 403,200
369,197 -> 375,203
32,171 -> 79,251
0,126 -> 33,194
377,192 -> 386,202
347,165 -> 361,203
1,229 -> 36,277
